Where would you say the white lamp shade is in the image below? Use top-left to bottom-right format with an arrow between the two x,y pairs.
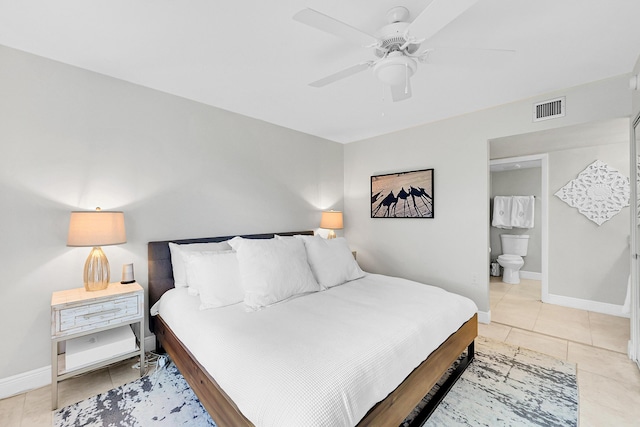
320,210 -> 343,230
67,211 -> 126,247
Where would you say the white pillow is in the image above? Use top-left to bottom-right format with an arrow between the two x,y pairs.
228,237 -> 320,310
184,251 -> 244,310
169,241 -> 232,288
296,235 -> 364,288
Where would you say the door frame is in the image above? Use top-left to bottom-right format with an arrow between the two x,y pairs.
629,112 -> 640,366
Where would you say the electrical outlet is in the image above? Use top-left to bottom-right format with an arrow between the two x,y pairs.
472,273 -> 478,286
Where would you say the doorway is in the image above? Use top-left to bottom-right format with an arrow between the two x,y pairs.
489,154 -> 549,303
487,119 -> 631,353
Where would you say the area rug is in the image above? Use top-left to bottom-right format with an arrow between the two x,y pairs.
405,336 -> 578,427
54,337 -> 578,427
54,363 -> 215,427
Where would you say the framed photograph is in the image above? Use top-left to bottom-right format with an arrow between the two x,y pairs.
371,168 -> 434,218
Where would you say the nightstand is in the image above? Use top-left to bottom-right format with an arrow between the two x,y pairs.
50,282 -> 145,409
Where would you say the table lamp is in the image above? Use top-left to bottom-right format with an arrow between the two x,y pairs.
67,208 -> 126,291
320,210 -> 343,239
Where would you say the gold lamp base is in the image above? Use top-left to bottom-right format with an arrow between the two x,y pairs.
83,247 -> 110,291
327,229 -> 337,239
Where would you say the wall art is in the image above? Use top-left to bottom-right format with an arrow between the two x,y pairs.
554,159 -> 629,226
371,168 -> 434,218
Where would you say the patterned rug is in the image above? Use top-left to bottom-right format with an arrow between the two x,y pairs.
54,337 -> 578,427
54,362 -> 215,427
406,337 -> 578,426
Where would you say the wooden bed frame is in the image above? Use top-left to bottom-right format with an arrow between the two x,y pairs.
148,231 -> 477,427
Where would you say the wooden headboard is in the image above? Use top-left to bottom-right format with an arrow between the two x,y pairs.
147,230 -> 314,331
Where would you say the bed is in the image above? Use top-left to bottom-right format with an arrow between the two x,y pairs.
148,231 -> 478,427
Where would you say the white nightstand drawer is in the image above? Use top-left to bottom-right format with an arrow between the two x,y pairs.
54,294 -> 142,336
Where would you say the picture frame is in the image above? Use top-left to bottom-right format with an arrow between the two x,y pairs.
371,168 -> 434,218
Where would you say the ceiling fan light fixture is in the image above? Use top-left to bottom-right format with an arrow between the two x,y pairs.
373,53 -> 417,86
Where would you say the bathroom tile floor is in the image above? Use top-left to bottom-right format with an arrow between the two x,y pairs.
2,280 -> 639,426
485,276 -> 640,426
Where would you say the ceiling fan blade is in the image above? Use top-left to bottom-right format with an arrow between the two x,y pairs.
293,8 -> 379,47
390,79 -> 412,102
309,62 -> 372,87
425,46 -> 515,65
430,46 -> 515,54
406,0 -> 479,41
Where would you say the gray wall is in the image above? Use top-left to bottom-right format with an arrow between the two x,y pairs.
490,168 -> 542,273
0,45 -> 343,381
634,56 -> 640,115
549,142 -> 630,304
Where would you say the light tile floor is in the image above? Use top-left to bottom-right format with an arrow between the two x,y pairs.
2,280 -> 639,426
0,357 -> 153,427
485,276 -> 640,426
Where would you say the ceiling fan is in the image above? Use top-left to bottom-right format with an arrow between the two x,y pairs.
293,0 -> 479,102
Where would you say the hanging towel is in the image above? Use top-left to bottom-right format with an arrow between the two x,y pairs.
492,196 -> 513,229
511,195 -> 535,228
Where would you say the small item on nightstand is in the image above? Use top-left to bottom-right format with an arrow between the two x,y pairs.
121,263 -> 135,284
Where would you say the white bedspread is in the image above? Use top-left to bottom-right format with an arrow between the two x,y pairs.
153,273 -> 478,427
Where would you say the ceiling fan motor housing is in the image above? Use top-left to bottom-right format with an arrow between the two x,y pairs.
375,22 -> 420,57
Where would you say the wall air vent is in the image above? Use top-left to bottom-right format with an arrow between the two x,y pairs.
533,97 -> 565,122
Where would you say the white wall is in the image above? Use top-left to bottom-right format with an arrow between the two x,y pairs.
634,57 -> 640,115
344,74 -> 632,316
0,45 -> 343,384
549,142 -> 630,304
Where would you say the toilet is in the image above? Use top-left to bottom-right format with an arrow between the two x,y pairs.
497,234 -> 529,284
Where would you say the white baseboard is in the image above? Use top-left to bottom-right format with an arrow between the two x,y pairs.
0,333 -> 157,400
477,310 -> 491,324
545,293 -> 629,318
145,334 -> 157,352
519,271 -> 542,280
0,365 -> 50,400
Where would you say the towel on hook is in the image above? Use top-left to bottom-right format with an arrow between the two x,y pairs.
511,196 -> 535,228
492,196 -> 513,229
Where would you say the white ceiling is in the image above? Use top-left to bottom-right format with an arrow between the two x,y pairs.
1,0 -> 639,143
